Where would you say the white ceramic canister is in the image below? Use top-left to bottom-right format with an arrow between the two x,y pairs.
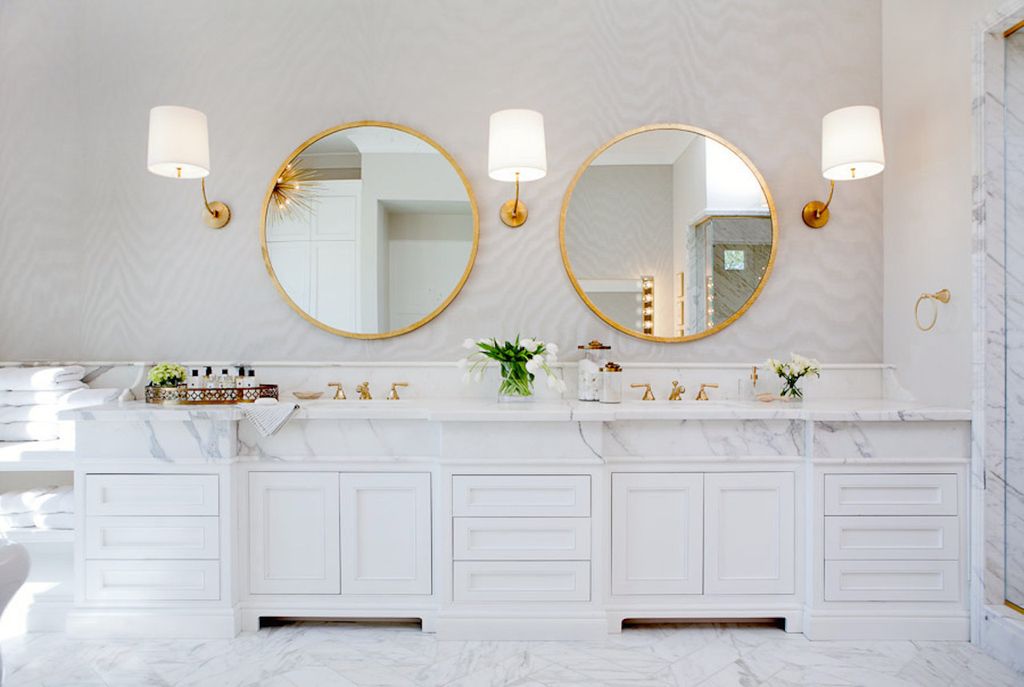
577,340 -> 611,401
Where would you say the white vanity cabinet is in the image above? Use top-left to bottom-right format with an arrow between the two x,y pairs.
64,402 -> 970,641
610,471 -> 795,597
704,472 -> 795,595
249,472 -> 341,595
611,473 -> 703,595
248,471 -> 431,596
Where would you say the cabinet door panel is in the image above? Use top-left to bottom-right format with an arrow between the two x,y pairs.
611,473 -> 703,595
340,473 -> 431,595
249,472 -> 340,595
704,472 -> 795,595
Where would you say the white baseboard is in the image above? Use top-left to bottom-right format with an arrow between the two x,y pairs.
66,607 -> 240,639
804,611 -> 969,640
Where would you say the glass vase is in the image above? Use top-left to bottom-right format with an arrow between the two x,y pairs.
779,377 -> 804,402
497,362 -> 535,402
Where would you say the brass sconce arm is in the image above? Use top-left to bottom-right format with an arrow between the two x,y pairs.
500,171 -> 527,228
200,178 -> 231,229
802,180 -> 835,229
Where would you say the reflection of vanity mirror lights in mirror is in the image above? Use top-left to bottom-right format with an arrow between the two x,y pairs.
560,124 -> 777,342
260,122 -> 479,339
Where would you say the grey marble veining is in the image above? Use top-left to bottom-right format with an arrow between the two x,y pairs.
2,622 -> 1021,687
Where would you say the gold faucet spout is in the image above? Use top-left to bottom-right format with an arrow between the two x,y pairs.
355,382 -> 372,400
668,381 -> 686,401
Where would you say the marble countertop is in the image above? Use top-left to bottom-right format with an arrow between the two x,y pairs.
61,398 -> 971,423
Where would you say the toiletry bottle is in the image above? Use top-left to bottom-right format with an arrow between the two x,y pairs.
236,366 -> 246,388
204,366 -> 215,389
186,368 -> 201,390
247,369 -> 258,389
219,368 -> 231,389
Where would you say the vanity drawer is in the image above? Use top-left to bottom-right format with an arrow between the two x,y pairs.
453,517 -> 591,560
85,516 -> 219,560
824,560 -> 959,602
85,560 -> 220,601
452,475 -> 590,517
823,474 -> 957,516
86,474 -> 219,516
824,516 -> 959,560
453,561 -> 591,602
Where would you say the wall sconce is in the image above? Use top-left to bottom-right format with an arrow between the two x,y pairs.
641,276 -> 654,334
802,105 -> 885,229
147,105 -> 231,229
488,109 -> 547,229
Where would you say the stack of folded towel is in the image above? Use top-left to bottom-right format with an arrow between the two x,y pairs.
0,486 -> 74,530
0,366 -> 120,442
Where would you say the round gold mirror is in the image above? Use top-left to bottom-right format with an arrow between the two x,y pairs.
560,124 -> 777,342
260,121 -> 479,339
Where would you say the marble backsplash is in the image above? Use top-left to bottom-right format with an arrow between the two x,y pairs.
1,360 -> 898,404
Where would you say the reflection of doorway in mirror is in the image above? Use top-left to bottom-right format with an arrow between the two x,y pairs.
578,278 -> 645,330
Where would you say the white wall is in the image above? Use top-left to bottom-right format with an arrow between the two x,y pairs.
0,0 -> 883,364
881,0 -> 1004,404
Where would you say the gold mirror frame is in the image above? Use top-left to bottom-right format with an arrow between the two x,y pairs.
260,121 -> 480,340
559,123 -> 778,343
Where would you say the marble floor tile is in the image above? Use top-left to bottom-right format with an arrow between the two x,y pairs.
2,622 -> 1023,687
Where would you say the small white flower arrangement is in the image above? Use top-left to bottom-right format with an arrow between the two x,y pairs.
148,362 -> 187,388
459,336 -> 566,398
765,353 -> 821,400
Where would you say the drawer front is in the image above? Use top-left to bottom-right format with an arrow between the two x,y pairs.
85,516 -> 219,560
85,560 -> 220,601
452,475 -> 590,517
453,561 -> 591,602
824,474 -> 957,516
453,517 -> 591,560
86,474 -> 219,516
824,516 -> 959,560
824,560 -> 959,602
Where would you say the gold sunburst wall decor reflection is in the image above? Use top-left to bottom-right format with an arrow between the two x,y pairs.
269,159 -> 321,220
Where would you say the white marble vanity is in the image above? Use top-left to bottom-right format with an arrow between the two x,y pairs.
58,397 -> 970,642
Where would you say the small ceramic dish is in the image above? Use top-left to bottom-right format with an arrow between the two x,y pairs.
292,391 -> 324,401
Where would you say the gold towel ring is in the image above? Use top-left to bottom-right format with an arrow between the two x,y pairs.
915,289 -> 951,332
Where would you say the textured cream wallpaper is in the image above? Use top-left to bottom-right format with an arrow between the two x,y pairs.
0,0 -> 882,363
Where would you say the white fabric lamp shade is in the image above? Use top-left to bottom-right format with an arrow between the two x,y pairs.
147,105 -> 211,179
488,109 -> 547,182
820,105 -> 885,181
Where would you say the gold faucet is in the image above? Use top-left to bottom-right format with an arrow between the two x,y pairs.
387,382 -> 409,400
695,383 -> 719,401
631,383 -> 655,401
355,382 -> 372,400
668,380 -> 686,401
327,382 -> 346,400
750,366 -> 759,388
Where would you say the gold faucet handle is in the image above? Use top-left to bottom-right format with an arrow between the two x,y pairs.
630,383 -> 655,401
387,382 -> 409,400
669,380 -> 686,400
327,382 -> 346,400
750,366 -> 759,387
695,383 -> 719,401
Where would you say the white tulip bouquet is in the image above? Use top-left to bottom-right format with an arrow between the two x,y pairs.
766,353 -> 821,400
459,336 -> 566,399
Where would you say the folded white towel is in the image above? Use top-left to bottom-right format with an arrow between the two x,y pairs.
0,422 -> 60,441
0,390 -> 121,422
0,512 -> 74,530
241,400 -> 298,437
0,386 -> 115,407
0,366 -> 86,391
35,486 -> 73,514
0,487 -> 50,514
